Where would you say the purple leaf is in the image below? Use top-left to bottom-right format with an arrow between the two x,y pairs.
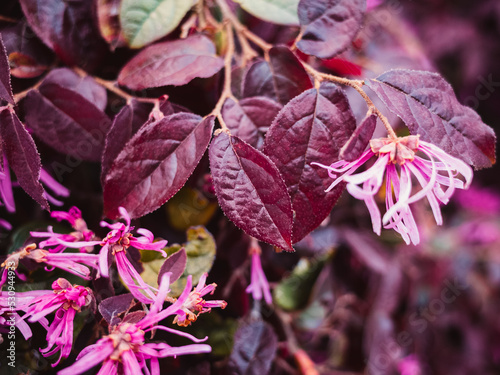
366,69 -> 497,168
1,21 -> 54,79
18,0 -> 108,71
242,47 -> 313,105
103,114 -> 215,219
229,320 -> 278,375
23,82 -> 112,162
157,247 -> 187,285
42,68 -> 107,111
268,46 -> 313,104
209,131 -> 294,252
263,82 -> 356,243
118,35 -> 224,90
0,107 -> 48,210
340,113 -> 377,161
242,60 -> 277,102
297,0 -> 366,59
98,293 -> 134,326
0,34 -> 14,104
222,96 -> 282,148
101,100 -> 151,184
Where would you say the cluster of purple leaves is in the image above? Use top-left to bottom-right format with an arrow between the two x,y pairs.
0,0 -> 499,374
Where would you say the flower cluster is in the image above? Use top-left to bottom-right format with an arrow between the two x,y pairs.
58,274 -> 223,375
314,135 -> 472,245
0,205 -> 227,372
31,206 -> 96,253
55,207 -> 168,303
0,278 -> 94,366
0,243 -> 99,288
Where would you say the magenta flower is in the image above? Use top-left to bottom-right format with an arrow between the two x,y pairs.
245,245 -> 272,305
0,154 -> 15,214
57,274 -> 221,375
40,168 -> 70,206
314,135 -> 473,245
0,219 -> 11,230
397,354 -> 421,375
0,243 -> 99,288
31,207 -> 96,253
0,312 -> 33,340
7,278 -> 94,366
0,290 -> 49,340
169,272 -> 227,327
0,155 -> 69,212
56,207 -> 168,304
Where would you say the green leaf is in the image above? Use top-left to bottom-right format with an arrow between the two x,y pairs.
235,0 -> 300,26
120,0 -> 194,48
273,253 -> 330,311
165,187 -> 218,231
140,226 -> 216,296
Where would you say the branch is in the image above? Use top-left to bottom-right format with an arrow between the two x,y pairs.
302,62 -> 398,139
210,21 -> 236,131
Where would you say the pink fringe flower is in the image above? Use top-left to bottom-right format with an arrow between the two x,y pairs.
58,274 -> 224,375
397,354 -> 421,375
31,207 -> 96,253
0,243 -> 99,288
245,244 -> 272,305
170,272 -> 227,327
10,279 -> 94,366
0,290 -> 49,340
0,154 -> 15,214
0,155 -> 69,212
55,207 -> 168,304
314,135 -> 473,245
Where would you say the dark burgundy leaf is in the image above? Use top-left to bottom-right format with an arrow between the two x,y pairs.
222,96 -> 282,148
157,247 -> 187,285
263,82 -> 356,243
42,68 -> 107,111
103,114 -> 215,219
297,0 -> 366,59
366,69 -> 497,168
24,82 -> 112,162
1,21 -> 54,79
0,34 -> 14,104
98,293 -> 134,326
18,0 -> 108,71
118,35 -> 224,90
159,97 -> 191,116
101,100 -> 152,184
242,60 -> 277,102
122,310 -> 146,324
231,66 -> 245,99
268,46 -> 313,104
209,131 -> 293,252
229,320 -> 278,375
0,107 -> 48,210
242,47 -> 313,105
340,113 -> 377,161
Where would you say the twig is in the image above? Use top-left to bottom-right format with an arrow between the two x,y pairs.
210,22 -> 236,131
13,80 -> 43,103
302,62 -> 398,139
72,67 -> 162,105
215,0 -> 272,56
